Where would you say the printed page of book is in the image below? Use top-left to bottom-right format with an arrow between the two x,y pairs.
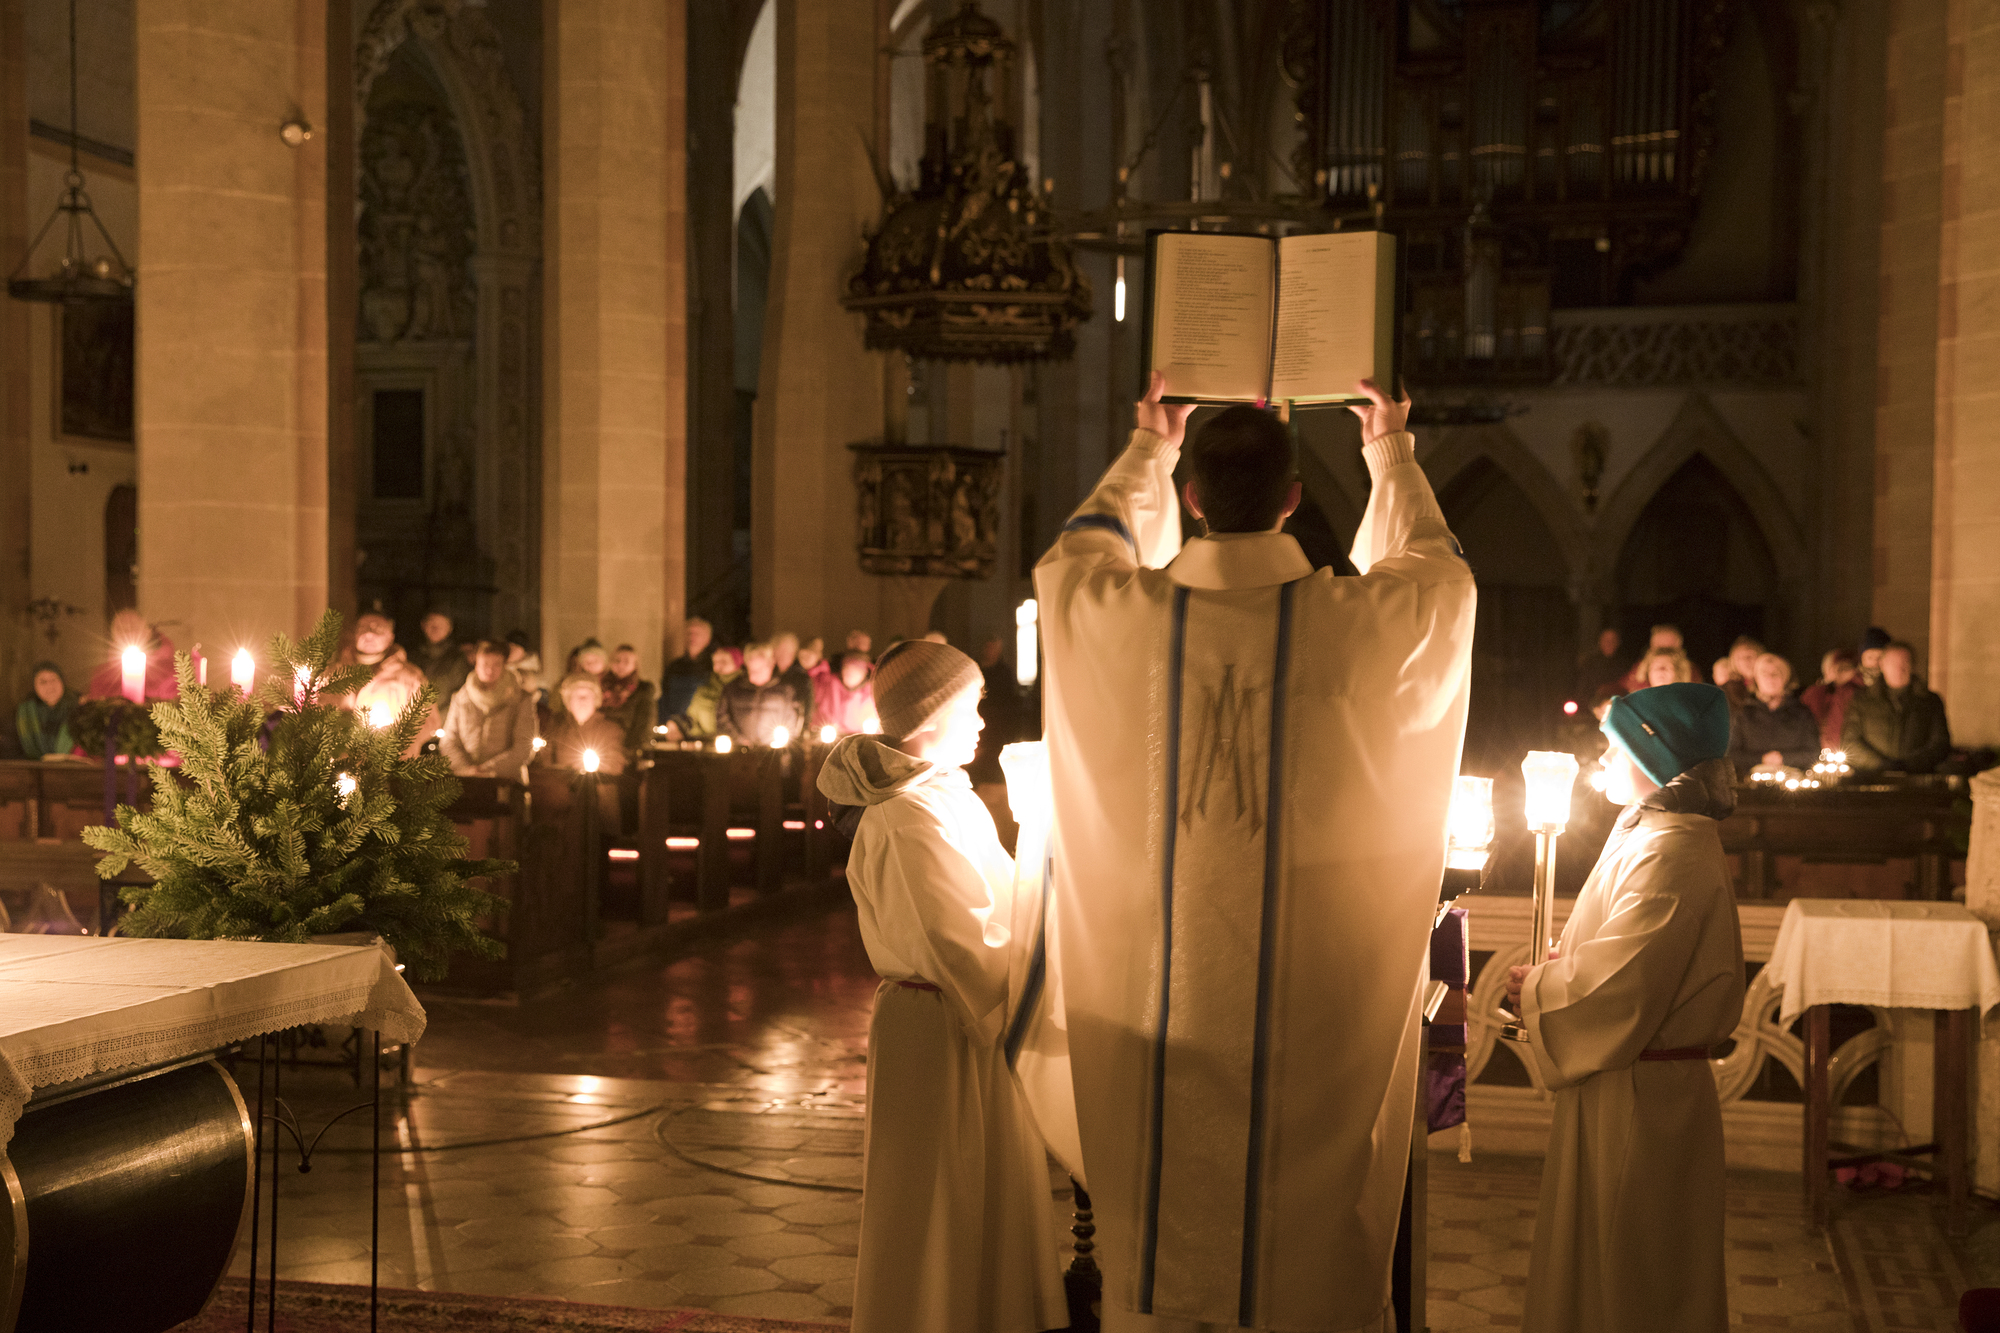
1146,233 -> 1276,402
1269,231 -> 1397,404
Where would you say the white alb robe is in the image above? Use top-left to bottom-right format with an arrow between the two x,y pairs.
1519,803 -> 1746,1333
1034,427 -> 1475,1331
820,737 -> 1070,1333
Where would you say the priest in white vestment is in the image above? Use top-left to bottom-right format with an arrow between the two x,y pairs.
818,640 -> 1069,1333
1507,682 -> 1745,1333
1034,377 -> 1476,1331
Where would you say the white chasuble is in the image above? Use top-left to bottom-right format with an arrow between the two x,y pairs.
1034,427 -> 1475,1331
1519,806 -> 1746,1333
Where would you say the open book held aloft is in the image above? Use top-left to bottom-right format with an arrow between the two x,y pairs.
1140,229 -> 1399,407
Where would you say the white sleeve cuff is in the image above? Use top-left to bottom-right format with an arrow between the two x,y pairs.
1362,430 -> 1416,476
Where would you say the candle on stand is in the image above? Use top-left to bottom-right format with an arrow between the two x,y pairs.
1501,750 -> 1581,1045
230,649 -> 255,695
194,646 -> 206,689
119,645 -> 146,704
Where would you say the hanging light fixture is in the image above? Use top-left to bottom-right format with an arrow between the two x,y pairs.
8,0 -> 134,304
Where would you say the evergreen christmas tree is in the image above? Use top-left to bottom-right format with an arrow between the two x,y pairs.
84,609 -> 510,981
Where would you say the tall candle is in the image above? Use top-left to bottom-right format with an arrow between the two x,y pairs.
230,649 -> 255,695
119,645 -> 146,704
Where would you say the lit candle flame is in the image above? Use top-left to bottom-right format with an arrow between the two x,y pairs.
819,723 -> 836,744
1015,598 -> 1040,688
335,772 -> 357,800
770,726 -> 790,749
714,734 -> 733,754
231,648 -> 255,695
368,702 -> 394,728
581,748 -> 600,773
531,736 -> 546,752
120,644 -> 146,704
861,716 -> 881,735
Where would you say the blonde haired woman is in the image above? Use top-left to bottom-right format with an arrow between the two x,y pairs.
1636,646 -> 1695,688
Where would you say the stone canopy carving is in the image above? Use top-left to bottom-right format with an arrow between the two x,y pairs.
360,97 -> 475,343
850,445 -> 1003,579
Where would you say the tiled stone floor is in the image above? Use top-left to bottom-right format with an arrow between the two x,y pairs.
224,895 -> 1999,1329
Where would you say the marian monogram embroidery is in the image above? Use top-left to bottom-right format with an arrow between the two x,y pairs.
1181,664 -> 1265,833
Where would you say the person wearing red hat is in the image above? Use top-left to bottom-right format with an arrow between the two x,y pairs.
816,639 -> 1068,1333
1505,682 -> 1745,1333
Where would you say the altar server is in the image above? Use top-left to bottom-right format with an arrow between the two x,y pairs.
1034,375 -> 1475,1331
1506,682 -> 1745,1333
817,640 -> 1069,1333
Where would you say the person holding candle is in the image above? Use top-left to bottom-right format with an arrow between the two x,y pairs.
1033,374 -> 1475,1332
815,639 -> 1068,1333
335,611 -> 441,754
1503,682 -> 1744,1333
535,672 -> 628,775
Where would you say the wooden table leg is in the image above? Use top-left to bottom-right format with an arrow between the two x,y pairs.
1804,1004 -> 1831,1231
1934,1007 -> 1971,1237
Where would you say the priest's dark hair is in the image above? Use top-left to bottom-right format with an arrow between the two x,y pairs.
1186,406 -> 1295,533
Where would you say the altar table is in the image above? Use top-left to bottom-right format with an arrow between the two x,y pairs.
1,936 -> 426,1333
1764,899 -> 2000,1234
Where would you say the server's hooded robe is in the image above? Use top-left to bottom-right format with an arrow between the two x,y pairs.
1518,758 -> 1746,1333
1034,427 -> 1475,1331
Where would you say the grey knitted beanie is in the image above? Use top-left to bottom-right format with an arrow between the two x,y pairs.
873,640 -> 982,740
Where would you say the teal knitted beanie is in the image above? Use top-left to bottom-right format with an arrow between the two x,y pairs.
1601,683 -> 1732,786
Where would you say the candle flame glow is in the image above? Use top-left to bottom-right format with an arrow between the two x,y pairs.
819,723 -> 837,744
714,734 -> 734,754
1444,774 -> 1495,870
770,726 -> 790,749
531,736 -> 546,752
581,748 -> 600,773
1520,750 -> 1580,833
368,702 -> 394,728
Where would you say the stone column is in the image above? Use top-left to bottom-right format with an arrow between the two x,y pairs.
1928,0 -> 2000,743
1870,0 -> 1949,653
134,0 -> 332,656
539,0 -> 687,675
0,0 -> 31,696
750,0 -> 901,644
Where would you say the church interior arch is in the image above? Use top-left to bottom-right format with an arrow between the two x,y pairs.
1613,454 -> 1781,675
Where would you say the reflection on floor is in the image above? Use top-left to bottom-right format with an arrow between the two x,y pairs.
219,898 -> 1998,1329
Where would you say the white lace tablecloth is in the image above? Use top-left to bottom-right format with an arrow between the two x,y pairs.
0,936 -> 426,1149
1764,899 -> 2000,1024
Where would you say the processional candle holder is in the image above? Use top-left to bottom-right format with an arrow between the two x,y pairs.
1439,774 -> 1495,919
1500,750 -> 1579,1045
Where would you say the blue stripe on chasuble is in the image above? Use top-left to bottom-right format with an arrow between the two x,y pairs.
1239,579 -> 1296,1325
1061,512 -> 1136,554
1138,585 -> 1191,1313
1003,853 -> 1050,1070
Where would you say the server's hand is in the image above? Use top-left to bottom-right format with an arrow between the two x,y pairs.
1347,378 -> 1411,443
1135,370 -> 1195,447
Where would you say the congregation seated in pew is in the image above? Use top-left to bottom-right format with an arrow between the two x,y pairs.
1843,641 -> 1952,775
717,642 -> 805,748
438,641 -> 538,782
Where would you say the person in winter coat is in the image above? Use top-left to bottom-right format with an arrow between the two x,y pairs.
1729,652 -> 1822,772
438,642 -> 538,780
599,644 -> 658,752
411,610 -> 472,712
658,618 -> 714,727
1800,649 -> 1860,751
773,631 -> 817,730
15,662 -> 80,759
1507,682 -> 1745,1333
535,672 -> 630,776
676,645 -> 742,740
1842,642 -> 1952,774
810,650 -> 881,736
816,640 -> 1068,1333
716,642 -> 805,746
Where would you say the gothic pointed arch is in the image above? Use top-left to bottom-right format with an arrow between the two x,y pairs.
1418,422 -> 1590,584
352,0 -> 541,635
1591,393 -> 1805,588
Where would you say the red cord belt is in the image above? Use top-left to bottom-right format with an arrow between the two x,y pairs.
895,979 -> 942,993
1639,1047 -> 1713,1061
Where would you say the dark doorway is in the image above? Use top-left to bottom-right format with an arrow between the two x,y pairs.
104,484 -> 137,616
1615,454 -> 1778,674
